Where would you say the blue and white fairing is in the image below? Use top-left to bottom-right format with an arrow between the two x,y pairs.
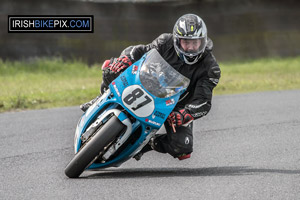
73,49 -> 190,169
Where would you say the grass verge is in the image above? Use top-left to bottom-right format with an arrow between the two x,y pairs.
0,58 -> 101,112
0,56 -> 300,113
215,56 -> 300,94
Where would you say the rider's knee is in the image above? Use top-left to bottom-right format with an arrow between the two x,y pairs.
166,132 -> 193,159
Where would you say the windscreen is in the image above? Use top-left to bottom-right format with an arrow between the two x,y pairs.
139,49 -> 190,98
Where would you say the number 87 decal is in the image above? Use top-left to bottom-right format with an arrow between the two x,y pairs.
122,85 -> 154,117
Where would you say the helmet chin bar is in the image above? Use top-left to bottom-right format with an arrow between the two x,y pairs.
175,44 -> 203,65
183,53 -> 202,65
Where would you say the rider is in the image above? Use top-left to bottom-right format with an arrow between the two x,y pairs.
81,14 -> 221,160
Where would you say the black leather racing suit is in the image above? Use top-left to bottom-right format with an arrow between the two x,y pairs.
102,33 -> 221,157
104,33 -> 221,119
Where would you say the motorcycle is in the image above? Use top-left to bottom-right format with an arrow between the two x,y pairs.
64,49 -> 190,178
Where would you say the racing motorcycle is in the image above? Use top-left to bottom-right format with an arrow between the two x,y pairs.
64,49 -> 190,178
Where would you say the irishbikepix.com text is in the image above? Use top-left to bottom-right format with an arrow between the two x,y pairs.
8,15 -> 94,33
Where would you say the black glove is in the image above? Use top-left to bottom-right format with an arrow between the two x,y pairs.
110,55 -> 132,73
102,67 -> 120,89
167,109 -> 194,127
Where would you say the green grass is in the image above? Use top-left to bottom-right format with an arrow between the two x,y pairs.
0,56 -> 300,113
215,56 -> 300,95
0,58 -> 101,112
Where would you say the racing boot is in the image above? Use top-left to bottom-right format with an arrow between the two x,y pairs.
80,95 -> 100,112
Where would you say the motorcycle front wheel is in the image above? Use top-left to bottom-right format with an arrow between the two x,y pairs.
65,115 -> 125,178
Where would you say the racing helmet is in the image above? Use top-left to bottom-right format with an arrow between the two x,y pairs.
173,14 -> 208,65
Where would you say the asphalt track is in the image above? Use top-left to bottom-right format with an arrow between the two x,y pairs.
1,90 -> 300,200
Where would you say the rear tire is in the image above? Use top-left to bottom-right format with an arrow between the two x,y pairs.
65,115 -> 124,178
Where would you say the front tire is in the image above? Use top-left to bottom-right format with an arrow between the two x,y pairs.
65,115 -> 124,178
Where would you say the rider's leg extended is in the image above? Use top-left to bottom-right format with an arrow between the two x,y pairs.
134,122 -> 193,160
154,121 -> 193,160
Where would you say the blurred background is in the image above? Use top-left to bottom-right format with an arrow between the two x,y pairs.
1,0 -> 300,64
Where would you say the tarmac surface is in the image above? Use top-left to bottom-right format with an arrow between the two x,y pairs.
1,90 -> 300,200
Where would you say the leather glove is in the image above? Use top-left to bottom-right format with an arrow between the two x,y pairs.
101,59 -> 111,70
109,55 -> 132,73
167,109 -> 194,127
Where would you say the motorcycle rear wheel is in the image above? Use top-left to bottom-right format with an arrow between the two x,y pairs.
65,115 -> 124,178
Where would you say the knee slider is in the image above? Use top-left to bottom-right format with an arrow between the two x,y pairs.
168,134 -> 193,158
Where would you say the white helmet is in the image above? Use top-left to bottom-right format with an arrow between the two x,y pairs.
173,14 -> 208,65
